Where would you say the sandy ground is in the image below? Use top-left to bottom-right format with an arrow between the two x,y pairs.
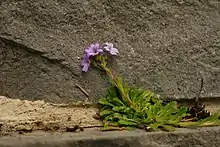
0,96 -> 101,135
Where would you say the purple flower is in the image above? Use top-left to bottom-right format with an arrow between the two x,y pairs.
85,43 -> 103,57
104,42 -> 119,55
81,53 -> 91,72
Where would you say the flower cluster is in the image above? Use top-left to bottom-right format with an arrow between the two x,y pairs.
81,42 -> 119,72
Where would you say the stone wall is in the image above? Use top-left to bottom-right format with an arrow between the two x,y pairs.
0,0 -> 220,103
1,127 -> 220,147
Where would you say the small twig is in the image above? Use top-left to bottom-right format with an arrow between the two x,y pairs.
75,84 -> 89,97
82,125 -> 103,128
49,101 -> 97,108
181,118 -> 195,122
100,127 -> 126,132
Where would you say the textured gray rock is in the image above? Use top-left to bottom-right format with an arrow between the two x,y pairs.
1,127 -> 220,147
0,0 -> 220,102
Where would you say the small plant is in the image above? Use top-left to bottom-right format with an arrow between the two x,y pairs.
81,42 -> 220,131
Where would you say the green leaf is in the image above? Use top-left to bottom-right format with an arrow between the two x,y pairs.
156,101 -> 178,121
112,106 -> 126,112
138,90 -> 152,102
199,113 -> 220,123
118,119 -> 138,126
198,113 -> 220,126
99,98 -> 114,107
168,106 -> 188,124
114,77 -> 126,97
149,123 -> 160,131
115,76 -> 123,87
113,112 -> 123,118
161,125 -> 175,132
179,113 -> 220,127
100,109 -> 114,116
105,122 -> 119,127
107,86 -> 118,98
111,97 -> 125,106
105,115 -> 114,121
128,88 -> 143,102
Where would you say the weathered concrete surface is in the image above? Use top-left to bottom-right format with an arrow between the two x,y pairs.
0,0 -> 220,102
0,96 -> 101,135
0,127 -> 220,147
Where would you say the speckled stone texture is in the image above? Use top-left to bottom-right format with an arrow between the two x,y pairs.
1,127 -> 220,147
0,0 -> 220,103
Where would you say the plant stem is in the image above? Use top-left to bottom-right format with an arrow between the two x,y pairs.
93,56 -> 135,108
103,66 -> 135,108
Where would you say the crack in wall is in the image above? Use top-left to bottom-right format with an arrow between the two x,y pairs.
0,36 -> 80,78
0,37 -> 84,103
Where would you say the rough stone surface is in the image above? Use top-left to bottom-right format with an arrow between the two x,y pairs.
0,0 -> 220,102
0,127 -> 220,147
0,96 -> 101,135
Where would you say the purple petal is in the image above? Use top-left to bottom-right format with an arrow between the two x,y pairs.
94,43 -> 100,48
104,42 -> 112,51
98,49 -> 104,53
81,53 -> 91,72
87,52 -> 97,57
81,54 -> 88,64
104,42 -> 119,55
104,46 -> 109,51
110,47 -> 119,55
85,43 -> 103,57
82,62 -> 90,72
85,47 -> 94,54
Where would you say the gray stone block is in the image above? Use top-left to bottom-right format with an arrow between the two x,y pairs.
0,127 -> 220,147
0,0 -> 220,102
